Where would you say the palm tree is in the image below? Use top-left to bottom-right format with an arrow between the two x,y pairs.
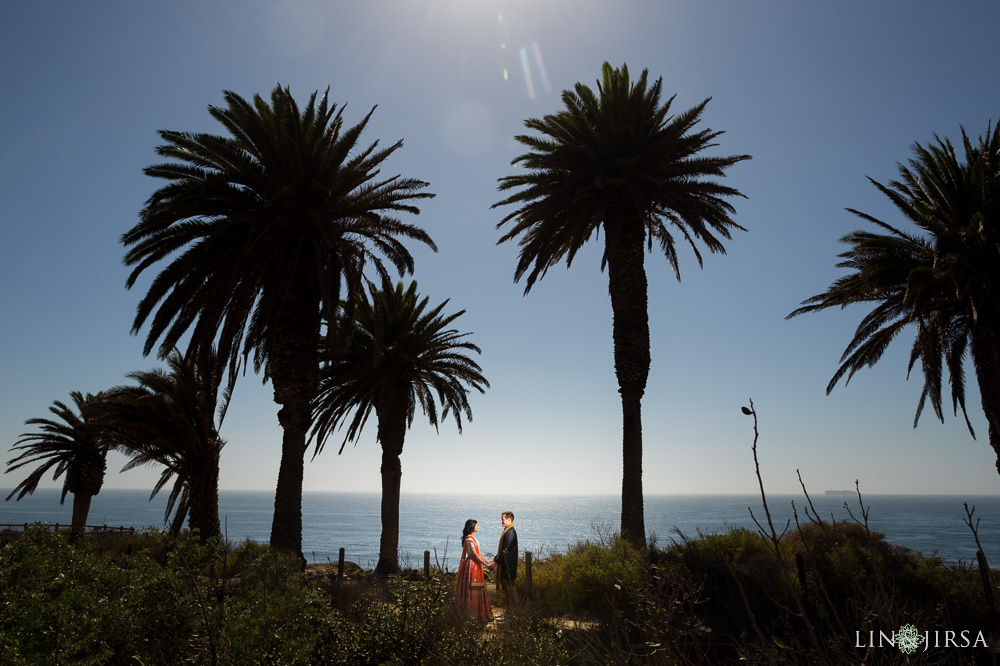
493,62 -> 750,546
5,391 -> 110,539
311,280 -> 489,576
121,85 -> 436,555
788,123 -> 1000,476
105,350 -> 230,538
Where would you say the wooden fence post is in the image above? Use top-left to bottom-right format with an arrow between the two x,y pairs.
338,547 -> 345,580
424,550 -> 431,578
525,551 -> 533,596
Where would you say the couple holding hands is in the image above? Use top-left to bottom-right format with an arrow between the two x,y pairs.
454,511 -> 518,622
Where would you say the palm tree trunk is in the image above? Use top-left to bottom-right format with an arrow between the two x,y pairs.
267,293 -> 321,558
971,319 -> 1000,479
607,220 -> 650,548
375,399 -> 407,577
70,492 -> 93,540
170,497 -> 187,537
189,448 -> 221,538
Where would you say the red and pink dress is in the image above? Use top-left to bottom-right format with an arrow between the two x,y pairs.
454,535 -> 493,621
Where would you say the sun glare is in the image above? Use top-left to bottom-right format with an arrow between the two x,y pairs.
414,0 -> 556,101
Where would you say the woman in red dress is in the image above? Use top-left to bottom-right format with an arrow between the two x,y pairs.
454,519 -> 494,622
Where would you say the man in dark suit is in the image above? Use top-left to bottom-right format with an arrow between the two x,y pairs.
493,511 -> 518,599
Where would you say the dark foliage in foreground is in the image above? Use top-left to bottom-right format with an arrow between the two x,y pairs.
1,521 -> 997,664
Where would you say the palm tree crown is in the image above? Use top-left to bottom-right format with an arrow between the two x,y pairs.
788,122 -> 1000,473
312,280 -> 489,452
121,85 -> 436,554
495,62 -> 750,292
493,62 -> 749,546
122,85 -> 436,378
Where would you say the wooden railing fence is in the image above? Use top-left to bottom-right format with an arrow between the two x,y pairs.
0,523 -> 136,534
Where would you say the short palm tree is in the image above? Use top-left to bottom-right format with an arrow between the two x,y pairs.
493,62 -> 750,546
788,123 -> 1000,476
5,391 -> 110,539
121,85 -> 436,554
106,350 -> 230,538
311,280 -> 489,576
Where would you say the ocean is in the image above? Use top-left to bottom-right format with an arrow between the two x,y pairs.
2,489 -> 999,570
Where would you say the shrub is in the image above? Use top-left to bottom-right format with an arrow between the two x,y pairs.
216,549 -> 329,664
0,525 -> 199,664
313,576 -> 453,664
653,519 -> 1000,663
532,534 -> 647,617
0,526 -> 332,665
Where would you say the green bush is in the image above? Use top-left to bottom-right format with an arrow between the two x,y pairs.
655,519 -> 1000,663
314,576 -> 453,665
0,526 -> 333,665
0,525 -> 199,664
223,537 -> 273,577
215,550 -> 329,664
532,534 -> 647,616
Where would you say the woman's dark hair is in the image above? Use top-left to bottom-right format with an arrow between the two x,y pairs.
462,519 -> 478,540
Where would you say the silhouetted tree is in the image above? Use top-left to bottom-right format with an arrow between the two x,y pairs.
107,350 -> 229,538
6,391 -> 110,539
312,281 -> 488,575
494,63 -> 750,546
121,85 -> 435,554
789,122 -> 1000,476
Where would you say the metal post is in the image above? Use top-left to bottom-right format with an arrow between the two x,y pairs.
338,547 -> 346,580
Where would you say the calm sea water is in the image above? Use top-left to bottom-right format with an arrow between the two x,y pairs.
2,490 -> 999,569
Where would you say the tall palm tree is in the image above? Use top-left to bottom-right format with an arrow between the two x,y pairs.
788,123 -> 1000,476
5,391 -> 110,539
493,62 -> 750,546
105,350 -> 230,538
311,280 -> 489,576
121,85 -> 436,555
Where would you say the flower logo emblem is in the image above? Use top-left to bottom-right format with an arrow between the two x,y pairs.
896,624 -> 922,654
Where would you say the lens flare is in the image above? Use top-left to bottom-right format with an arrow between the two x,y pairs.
496,9 -> 512,83
532,41 -> 551,95
493,6 -> 548,98
519,46 -> 535,100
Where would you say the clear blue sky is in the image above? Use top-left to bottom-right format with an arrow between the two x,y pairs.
2,1 -> 999,501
